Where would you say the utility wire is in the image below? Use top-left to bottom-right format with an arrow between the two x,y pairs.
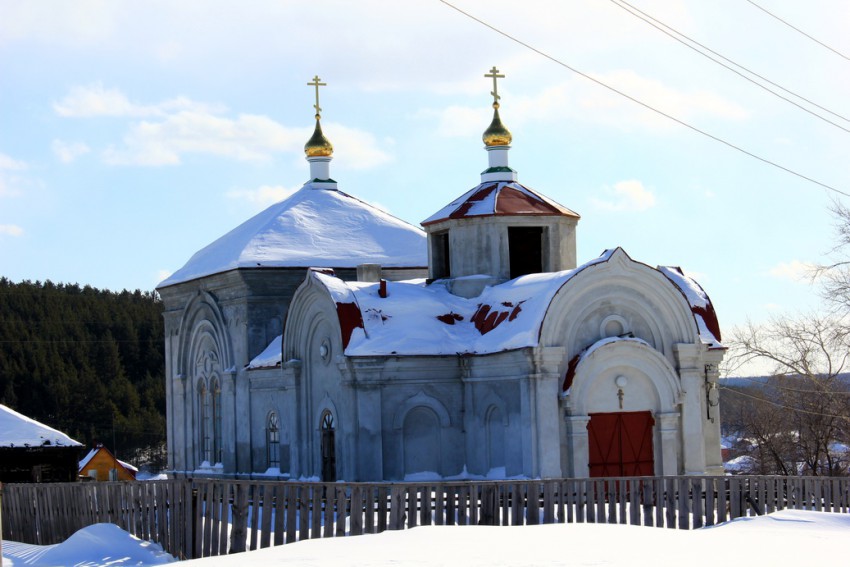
731,375 -> 850,395
744,0 -> 850,61
437,0 -> 849,198
721,385 -> 850,421
609,0 -> 850,127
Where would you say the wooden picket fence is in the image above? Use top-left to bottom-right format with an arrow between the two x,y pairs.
2,475 -> 848,560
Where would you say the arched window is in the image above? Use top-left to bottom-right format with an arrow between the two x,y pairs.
211,378 -> 222,464
267,412 -> 280,469
320,411 -> 336,482
403,407 -> 441,477
198,380 -> 210,464
486,406 -> 506,474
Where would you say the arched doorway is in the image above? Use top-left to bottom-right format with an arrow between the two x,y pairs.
320,411 -> 336,482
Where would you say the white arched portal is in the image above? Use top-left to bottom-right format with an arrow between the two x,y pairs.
540,248 -> 700,367
562,338 -> 683,477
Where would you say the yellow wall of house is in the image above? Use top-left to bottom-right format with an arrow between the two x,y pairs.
80,450 -> 135,481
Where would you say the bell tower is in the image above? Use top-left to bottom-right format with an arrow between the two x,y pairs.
421,67 -> 580,297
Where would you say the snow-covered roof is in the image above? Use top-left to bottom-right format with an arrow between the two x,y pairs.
658,266 -> 722,347
308,248 -> 722,357
421,180 -> 579,226
247,334 -> 282,369
311,250 -> 614,356
0,404 -> 82,448
158,184 -> 427,288
79,448 -> 98,470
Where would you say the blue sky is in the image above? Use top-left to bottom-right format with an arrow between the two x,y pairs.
1,0 -> 848,339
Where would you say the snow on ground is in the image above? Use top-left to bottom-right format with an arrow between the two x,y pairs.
1,523 -> 174,566
3,510 -> 847,567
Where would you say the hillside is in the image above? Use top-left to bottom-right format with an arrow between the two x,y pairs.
0,277 -> 166,470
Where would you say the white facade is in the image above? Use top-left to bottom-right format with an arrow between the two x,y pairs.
159,93 -> 726,481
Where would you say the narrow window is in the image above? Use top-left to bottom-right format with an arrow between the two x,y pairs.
320,411 -> 336,482
267,412 -> 281,469
431,231 -> 451,279
198,381 -> 210,464
211,379 -> 222,464
508,226 -> 544,279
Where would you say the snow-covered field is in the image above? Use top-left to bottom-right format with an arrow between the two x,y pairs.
3,509 -> 847,567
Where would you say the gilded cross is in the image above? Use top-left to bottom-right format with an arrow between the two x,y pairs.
308,75 -> 327,119
484,66 -> 505,106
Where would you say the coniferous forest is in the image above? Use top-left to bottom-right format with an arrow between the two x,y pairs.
0,277 -> 166,471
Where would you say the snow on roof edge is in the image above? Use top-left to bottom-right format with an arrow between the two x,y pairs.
0,403 -> 83,448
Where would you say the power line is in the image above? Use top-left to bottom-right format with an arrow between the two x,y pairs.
436,0 -> 850,198
732,375 -> 850,395
721,385 -> 850,421
744,0 -> 850,61
609,0 -> 850,127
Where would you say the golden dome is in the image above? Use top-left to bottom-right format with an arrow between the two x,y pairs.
482,104 -> 512,147
304,117 -> 333,157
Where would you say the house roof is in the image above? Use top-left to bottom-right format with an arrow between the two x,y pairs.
79,446 -> 138,473
158,184 -> 427,288
421,181 -> 579,226
0,404 -> 82,448
306,248 -> 721,358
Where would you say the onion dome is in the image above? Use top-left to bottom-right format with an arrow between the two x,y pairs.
304,75 -> 334,158
482,66 -> 512,147
482,104 -> 512,147
304,118 -> 333,157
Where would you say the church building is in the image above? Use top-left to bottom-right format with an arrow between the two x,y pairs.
158,69 -> 726,481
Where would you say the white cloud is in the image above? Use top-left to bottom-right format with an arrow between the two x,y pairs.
61,85 -> 392,168
102,112 -> 306,165
424,106 -> 490,139
0,152 -> 28,197
0,153 -> 27,171
425,68 -> 748,139
575,70 -> 749,130
768,260 -> 817,282
54,84 -> 225,118
155,269 -> 173,285
227,185 -> 299,207
0,224 -> 24,237
327,123 -> 392,170
52,140 -> 91,163
590,180 -> 656,212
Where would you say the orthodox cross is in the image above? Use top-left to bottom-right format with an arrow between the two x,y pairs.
484,66 -> 505,107
308,75 -> 327,119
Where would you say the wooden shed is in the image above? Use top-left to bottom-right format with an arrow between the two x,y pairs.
0,404 -> 83,483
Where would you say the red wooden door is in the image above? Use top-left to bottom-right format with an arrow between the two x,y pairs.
587,411 -> 655,477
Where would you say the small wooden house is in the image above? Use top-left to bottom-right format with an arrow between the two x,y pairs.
0,404 -> 83,483
79,445 -> 138,481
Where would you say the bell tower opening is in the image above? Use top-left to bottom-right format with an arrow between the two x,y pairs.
509,226 -> 543,279
431,231 -> 451,279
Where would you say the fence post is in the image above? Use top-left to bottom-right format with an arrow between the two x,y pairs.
229,482 -> 248,554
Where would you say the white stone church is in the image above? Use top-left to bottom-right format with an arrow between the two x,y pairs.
158,71 -> 726,481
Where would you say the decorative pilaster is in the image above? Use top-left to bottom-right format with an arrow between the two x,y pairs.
565,415 -> 591,477
657,412 -> 681,475
349,358 -> 387,481
675,343 -> 707,474
528,347 -> 566,478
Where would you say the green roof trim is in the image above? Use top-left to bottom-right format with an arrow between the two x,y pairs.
481,166 -> 516,174
312,178 -> 338,183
